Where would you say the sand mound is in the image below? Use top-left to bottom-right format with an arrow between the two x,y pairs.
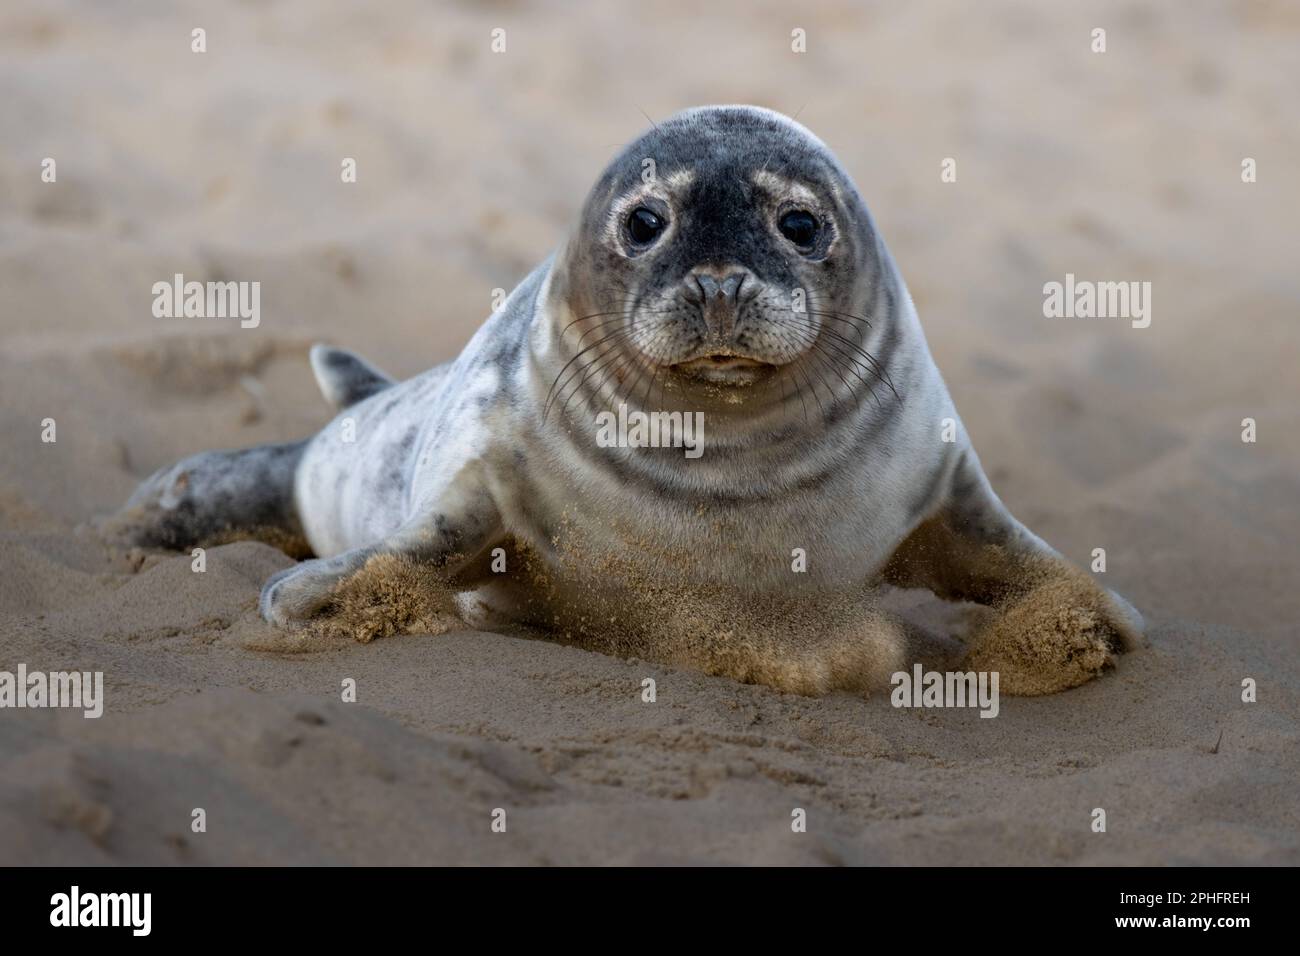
306,553 -> 463,646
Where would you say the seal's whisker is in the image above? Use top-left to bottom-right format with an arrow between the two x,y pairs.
758,325 -> 817,426
816,338 -> 882,409
580,330 -> 655,411
797,341 -> 848,407
783,311 -> 898,401
557,325 -> 660,422
637,346 -> 666,410
795,362 -> 826,424
788,324 -> 878,410
810,340 -> 874,410
558,310 -> 632,340
557,347 -> 632,423
554,327 -> 639,405
615,327 -> 672,412
565,346 -> 652,423
775,323 -> 856,413
775,335 -> 829,423
800,312 -> 873,335
784,315 -> 888,394
559,308 -> 681,345
802,306 -> 898,396
544,326 -> 639,421
571,314 -> 635,347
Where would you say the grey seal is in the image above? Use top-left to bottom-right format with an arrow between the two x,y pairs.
111,105 -> 1143,695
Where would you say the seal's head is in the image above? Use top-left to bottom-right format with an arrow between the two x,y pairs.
557,105 -> 885,393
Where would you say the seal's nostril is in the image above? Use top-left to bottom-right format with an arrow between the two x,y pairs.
692,272 -> 747,305
720,274 -> 744,303
696,274 -> 721,301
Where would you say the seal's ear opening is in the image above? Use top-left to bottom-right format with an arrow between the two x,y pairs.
309,343 -> 394,410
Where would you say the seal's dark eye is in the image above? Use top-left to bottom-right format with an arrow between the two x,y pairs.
778,210 -> 819,249
627,207 -> 666,246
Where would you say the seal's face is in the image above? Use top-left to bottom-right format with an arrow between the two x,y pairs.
563,106 -> 879,391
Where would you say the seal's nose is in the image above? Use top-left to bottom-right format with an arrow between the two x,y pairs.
692,270 -> 748,339
694,272 -> 746,307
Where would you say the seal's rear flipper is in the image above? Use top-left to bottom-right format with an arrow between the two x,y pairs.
101,440 -> 312,557
309,344 -> 394,410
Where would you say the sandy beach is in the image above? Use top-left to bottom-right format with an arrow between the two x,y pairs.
1,0 -> 1297,864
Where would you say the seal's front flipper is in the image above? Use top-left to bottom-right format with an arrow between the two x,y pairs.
259,546 -> 381,625
259,486 -> 503,629
309,344 -> 394,410
102,441 -> 309,556
883,449 -> 1144,695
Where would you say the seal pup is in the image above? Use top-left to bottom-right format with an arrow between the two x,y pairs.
110,105 -> 1143,695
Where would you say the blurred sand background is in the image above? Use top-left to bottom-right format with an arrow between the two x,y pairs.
1,0 -> 1297,863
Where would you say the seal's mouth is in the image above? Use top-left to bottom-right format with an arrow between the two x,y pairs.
688,353 -> 767,369
672,352 -> 775,384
